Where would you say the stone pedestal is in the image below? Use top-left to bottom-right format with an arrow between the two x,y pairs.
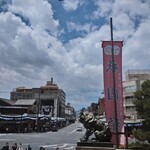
76,142 -> 115,150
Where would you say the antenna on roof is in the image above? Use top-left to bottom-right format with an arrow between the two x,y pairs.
50,72 -> 53,84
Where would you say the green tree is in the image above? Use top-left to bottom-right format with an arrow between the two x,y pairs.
133,80 -> 150,142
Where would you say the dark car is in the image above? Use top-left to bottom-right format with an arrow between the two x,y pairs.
76,127 -> 82,132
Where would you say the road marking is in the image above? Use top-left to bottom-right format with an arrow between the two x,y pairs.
0,139 -> 16,141
43,144 -> 58,147
67,129 -> 76,135
65,146 -> 74,149
42,143 -> 76,149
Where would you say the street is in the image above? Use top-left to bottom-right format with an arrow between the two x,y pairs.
0,122 -> 85,150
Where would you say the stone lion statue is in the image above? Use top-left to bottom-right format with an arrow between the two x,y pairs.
79,111 -> 111,142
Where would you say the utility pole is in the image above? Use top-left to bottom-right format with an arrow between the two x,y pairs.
110,17 -> 119,148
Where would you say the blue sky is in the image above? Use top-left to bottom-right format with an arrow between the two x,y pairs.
0,0 -> 150,110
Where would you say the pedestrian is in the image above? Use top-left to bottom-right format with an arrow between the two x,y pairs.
12,143 -> 18,150
26,145 -> 32,150
18,143 -> 23,150
1,142 -> 10,150
39,147 -> 45,150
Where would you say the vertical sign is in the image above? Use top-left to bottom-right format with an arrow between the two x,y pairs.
102,41 -> 124,145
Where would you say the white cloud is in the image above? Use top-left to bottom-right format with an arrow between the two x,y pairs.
92,0 -> 113,19
62,0 -> 85,11
67,21 -> 98,34
113,0 -> 150,20
123,21 -> 150,69
9,0 -> 59,36
0,1 -> 61,92
0,0 -> 150,110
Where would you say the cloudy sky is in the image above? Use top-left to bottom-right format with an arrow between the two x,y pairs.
0,0 -> 150,110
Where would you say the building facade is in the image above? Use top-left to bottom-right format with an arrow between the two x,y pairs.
10,78 -> 66,117
98,98 -> 105,115
123,69 -> 150,119
65,103 -> 76,123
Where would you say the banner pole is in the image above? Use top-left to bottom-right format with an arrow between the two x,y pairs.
110,17 -> 119,148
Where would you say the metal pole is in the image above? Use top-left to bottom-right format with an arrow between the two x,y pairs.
36,88 -> 41,132
38,88 -> 41,132
110,17 -> 119,148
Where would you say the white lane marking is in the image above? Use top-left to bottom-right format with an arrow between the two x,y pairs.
0,139 -> 16,141
42,143 -> 76,149
43,144 -> 58,147
61,143 -> 69,147
67,129 -> 76,135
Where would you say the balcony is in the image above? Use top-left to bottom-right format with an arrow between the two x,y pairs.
124,101 -> 135,107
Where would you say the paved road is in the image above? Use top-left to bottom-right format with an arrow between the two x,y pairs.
0,122 -> 85,150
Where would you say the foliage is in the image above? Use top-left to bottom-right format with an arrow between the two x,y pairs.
133,80 -> 150,142
128,142 -> 150,150
132,129 -> 147,141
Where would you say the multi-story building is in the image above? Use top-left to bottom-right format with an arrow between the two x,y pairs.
123,69 -> 150,119
10,78 -> 66,117
65,102 -> 76,123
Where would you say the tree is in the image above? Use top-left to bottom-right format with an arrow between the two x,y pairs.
133,80 -> 150,142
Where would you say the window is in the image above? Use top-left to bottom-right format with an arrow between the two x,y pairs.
124,85 -> 136,94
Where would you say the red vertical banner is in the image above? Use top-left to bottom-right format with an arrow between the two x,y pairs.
102,41 -> 124,145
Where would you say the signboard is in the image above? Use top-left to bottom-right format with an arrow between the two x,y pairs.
102,41 -> 124,145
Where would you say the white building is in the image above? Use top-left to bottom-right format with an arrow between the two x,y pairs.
10,78 -> 66,118
123,69 -> 150,119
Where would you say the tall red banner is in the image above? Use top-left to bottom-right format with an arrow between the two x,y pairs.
102,41 -> 124,145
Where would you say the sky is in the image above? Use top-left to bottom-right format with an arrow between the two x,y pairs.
0,0 -> 150,111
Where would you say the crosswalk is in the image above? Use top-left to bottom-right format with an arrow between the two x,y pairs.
42,143 -> 77,150
43,128 -> 85,149
0,125 -> 86,150
47,128 -> 85,135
